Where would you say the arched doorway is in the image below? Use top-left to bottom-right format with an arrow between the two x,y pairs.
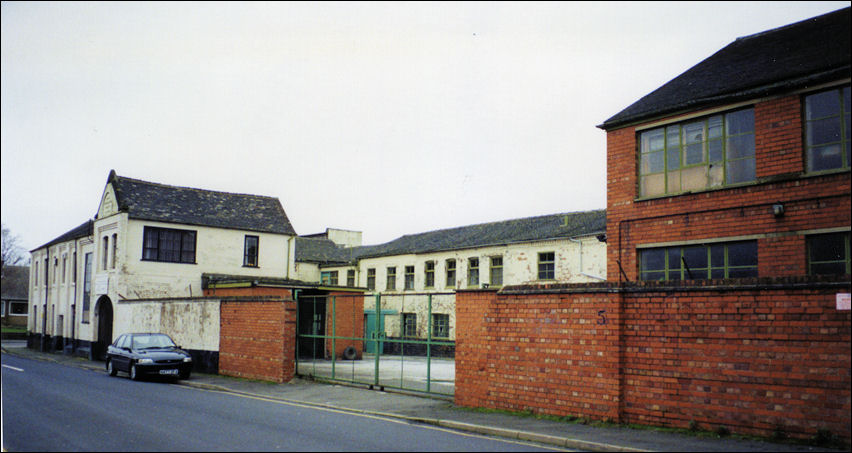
95,296 -> 113,360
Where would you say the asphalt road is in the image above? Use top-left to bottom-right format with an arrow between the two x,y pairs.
1,354 -> 567,452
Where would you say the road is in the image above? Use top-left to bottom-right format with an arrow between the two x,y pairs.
1,354 -> 566,451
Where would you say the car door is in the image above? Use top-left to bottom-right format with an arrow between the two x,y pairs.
113,334 -> 132,372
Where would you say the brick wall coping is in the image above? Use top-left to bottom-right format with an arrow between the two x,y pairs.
117,295 -> 293,303
494,275 -> 850,295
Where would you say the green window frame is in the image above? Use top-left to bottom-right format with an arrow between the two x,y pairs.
424,261 -> 435,288
639,108 -> 755,198
467,257 -> 479,287
320,270 -> 338,285
446,259 -> 456,288
347,269 -> 355,287
490,256 -> 503,286
538,252 -> 555,280
386,267 -> 396,290
805,86 -> 851,172
639,240 -> 758,281
402,313 -> 417,337
807,232 -> 851,275
366,268 -> 376,290
404,265 -> 415,290
432,313 -> 449,338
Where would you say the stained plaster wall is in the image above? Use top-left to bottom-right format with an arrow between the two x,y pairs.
113,298 -> 220,352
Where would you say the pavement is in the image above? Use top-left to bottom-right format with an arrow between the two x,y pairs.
1,341 -> 845,452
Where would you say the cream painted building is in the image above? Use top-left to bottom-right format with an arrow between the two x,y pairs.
295,210 -> 607,348
28,170 -> 298,363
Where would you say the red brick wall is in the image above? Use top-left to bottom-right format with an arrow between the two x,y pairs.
324,292 -> 365,359
455,280 -> 851,441
605,94 -> 852,282
219,297 -> 296,383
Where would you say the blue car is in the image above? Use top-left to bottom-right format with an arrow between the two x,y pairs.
106,333 -> 192,381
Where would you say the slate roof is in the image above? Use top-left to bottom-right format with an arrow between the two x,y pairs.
32,220 -> 94,252
296,210 -> 607,265
107,170 -> 296,235
599,7 -> 851,130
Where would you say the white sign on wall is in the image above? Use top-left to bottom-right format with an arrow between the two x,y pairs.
837,293 -> 851,311
94,275 -> 109,296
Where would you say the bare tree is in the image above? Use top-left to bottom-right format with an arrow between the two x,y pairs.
2,223 -> 27,280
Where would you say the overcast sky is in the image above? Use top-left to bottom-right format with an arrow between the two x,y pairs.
2,1 -> 849,255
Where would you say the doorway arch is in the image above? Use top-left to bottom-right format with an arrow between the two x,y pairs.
95,296 -> 113,360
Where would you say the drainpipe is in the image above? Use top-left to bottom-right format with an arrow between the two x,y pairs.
568,237 -> 606,281
285,236 -> 293,280
42,249 -> 49,352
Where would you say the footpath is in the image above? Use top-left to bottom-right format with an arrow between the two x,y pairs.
1,343 -> 844,452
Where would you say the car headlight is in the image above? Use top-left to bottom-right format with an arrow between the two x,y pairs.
137,358 -> 154,364
183,357 -> 192,362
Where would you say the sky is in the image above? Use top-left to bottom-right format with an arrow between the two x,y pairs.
2,1 -> 849,255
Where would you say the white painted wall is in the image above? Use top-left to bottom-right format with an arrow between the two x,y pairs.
113,298 -> 220,351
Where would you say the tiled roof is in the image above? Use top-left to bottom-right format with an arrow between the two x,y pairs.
108,170 -> 296,235
296,210 -> 606,265
32,220 -> 94,251
599,7 -> 851,130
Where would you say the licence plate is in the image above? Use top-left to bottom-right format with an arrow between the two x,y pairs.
159,369 -> 179,375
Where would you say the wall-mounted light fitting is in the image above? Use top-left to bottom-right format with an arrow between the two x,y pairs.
772,203 -> 785,217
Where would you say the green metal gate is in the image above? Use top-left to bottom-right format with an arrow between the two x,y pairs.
296,292 -> 455,397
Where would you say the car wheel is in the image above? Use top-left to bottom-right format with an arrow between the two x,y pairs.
107,360 -> 117,377
130,363 -> 140,381
179,370 -> 191,380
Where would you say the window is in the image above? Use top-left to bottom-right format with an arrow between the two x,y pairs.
10,302 -> 28,315
321,271 -> 338,285
639,241 -> 758,281
386,267 -> 396,290
402,313 -> 417,337
404,265 -> 415,290
72,251 -> 77,283
62,256 -> 67,283
805,86 -> 851,172
639,108 -> 755,198
808,232 -> 850,275
424,261 -> 435,288
347,269 -> 356,287
82,253 -> 92,323
538,252 -> 555,280
243,235 -> 259,267
102,236 -> 109,270
490,256 -> 503,286
468,258 -> 479,287
367,268 -> 376,290
34,261 -> 38,286
446,259 -> 456,288
111,233 -> 117,269
142,226 -> 196,263
432,314 -> 449,338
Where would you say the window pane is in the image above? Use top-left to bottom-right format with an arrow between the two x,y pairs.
807,117 -> 842,146
727,242 -> 757,267
725,109 -> 754,135
682,246 -> 707,270
726,157 -> 755,184
708,139 -> 723,162
667,147 -> 680,170
667,170 -> 682,193
727,134 -> 755,159
710,245 -> 725,267
685,143 -> 704,165
806,90 -> 841,119
708,116 -> 723,138
642,129 -> 665,152
808,144 -> 843,171
640,249 -> 665,271
642,151 -> 665,174
728,267 -> 758,278
640,173 -> 665,197
810,234 -> 845,261
681,166 -> 707,192
811,262 -> 847,275
641,270 -> 665,281
684,122 -> 704,144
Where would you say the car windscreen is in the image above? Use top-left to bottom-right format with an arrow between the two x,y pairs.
132,334 -> 177,350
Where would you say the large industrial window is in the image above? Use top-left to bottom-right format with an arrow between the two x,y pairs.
243,235 -> 259,267
805,86 -> 850,172
639,108 -> 755,198
808,232 -> 850,275
639,240 -> 758,281
142,226 -> 196,263
538,252 -> 555,280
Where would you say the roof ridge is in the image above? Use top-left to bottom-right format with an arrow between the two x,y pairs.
396,209 -> 606,240
112,172 -> 279,200
733,6 -> 848,42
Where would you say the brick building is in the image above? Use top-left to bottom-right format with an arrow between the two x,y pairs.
455,7 -> 850,442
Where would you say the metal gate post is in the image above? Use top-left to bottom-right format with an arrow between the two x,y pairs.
427,293 -> 432,393
331,295 -> 336,380
374,293 -> 381,388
